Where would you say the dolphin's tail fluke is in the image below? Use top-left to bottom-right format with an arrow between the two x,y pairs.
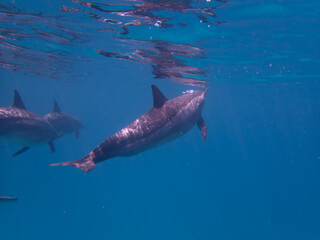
50,155 -> 95,172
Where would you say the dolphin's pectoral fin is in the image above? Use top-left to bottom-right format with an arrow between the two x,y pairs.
48,141 -> 55,153
197,116 -> 207,141
12,147 -> 30,157
75,130 -> 79,138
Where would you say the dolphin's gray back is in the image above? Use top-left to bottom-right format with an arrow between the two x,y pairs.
91,90 -> 204,162
0,106 -> 41,121
49,86 -> 208,172
44,112 -> 83,135
0,106 -> 57,145
44,99 -> 84,138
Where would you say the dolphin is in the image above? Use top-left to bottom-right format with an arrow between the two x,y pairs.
44,99 -> 84,138
0,196 -> 18,202
50,85 -> 208,172
0,90 -> 58,156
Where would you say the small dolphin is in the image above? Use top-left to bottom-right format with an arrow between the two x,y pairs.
0,90 -> 58,156
44,99 -> 84,138
0,196 -> 18,202
50,85 -> 208,172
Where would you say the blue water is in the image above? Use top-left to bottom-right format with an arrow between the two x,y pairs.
1,0 -> 320,239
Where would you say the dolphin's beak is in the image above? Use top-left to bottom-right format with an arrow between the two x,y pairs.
203,88 -> 209,96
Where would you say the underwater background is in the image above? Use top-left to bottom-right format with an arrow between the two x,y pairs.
1,0 -> 320,239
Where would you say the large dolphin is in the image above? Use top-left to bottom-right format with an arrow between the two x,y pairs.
0,196 -> 18,202
50,85 -> 208,172
0,90 -> 58,156
44,99 -> 84,138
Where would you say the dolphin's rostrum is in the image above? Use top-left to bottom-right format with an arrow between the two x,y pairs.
50,85 -> 208,172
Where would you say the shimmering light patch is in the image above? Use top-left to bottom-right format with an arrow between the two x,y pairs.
0,3 -> 89,80
97,40 -> 209,87
0,0 -> 228,86
60,0 -> 228,86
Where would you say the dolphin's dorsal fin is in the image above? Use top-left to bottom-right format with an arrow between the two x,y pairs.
53,99 -> 62,113
151,85 -> 168,108
12,90 -> 26,109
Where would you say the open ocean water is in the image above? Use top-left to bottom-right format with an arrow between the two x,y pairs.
1,0 -> 320,239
